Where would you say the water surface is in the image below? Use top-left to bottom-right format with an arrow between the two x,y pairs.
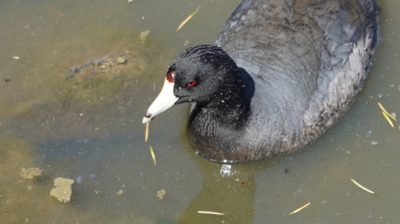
1,0 -> 400,223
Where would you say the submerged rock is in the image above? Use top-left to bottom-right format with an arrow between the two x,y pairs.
50,177 -> 74,203
156,188 -> 166,200
4,47 -> 147,141
116,189 -> 124,196
116,57 -> 127,64
0,136 -> 53,223
20,167 -> 42,179
3,76 -> 11,83
140,30 -> 150,43
67,50 -> 145,80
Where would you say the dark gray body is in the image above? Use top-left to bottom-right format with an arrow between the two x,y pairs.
187,0 -> 378,163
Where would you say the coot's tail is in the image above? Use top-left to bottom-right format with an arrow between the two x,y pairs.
359,0 -> 379,48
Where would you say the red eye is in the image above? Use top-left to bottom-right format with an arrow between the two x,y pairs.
166,72 -> 175,83
186,80 -> 197,88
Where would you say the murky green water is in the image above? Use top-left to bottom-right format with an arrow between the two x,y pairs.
1,0 -> 400,223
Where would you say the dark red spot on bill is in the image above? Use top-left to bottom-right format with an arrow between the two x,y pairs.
166,72 -> 175,83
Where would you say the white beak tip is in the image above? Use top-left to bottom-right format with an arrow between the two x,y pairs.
142,115 -> 152,124
142,77 -> 178,124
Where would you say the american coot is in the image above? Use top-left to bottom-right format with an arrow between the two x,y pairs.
143,0 -> 379,163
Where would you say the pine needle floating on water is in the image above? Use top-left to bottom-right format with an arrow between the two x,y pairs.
144,122 -> 150,143
149,145 -> 156,166
350,178 -> 375,195
377,102 -> 397,128
197,210 -> 225,216
289,202 -> 311,215
377,102 -> 397,121
381,111 -> 395,128
176,7 -> 200,32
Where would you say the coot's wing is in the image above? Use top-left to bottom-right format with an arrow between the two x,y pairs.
216,0 -> 378,152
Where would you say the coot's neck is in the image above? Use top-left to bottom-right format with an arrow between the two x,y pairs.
192,67 -> 253,130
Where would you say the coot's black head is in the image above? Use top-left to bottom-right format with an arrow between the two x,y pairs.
142,45 -> 239,123
173,45 -> 239,103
